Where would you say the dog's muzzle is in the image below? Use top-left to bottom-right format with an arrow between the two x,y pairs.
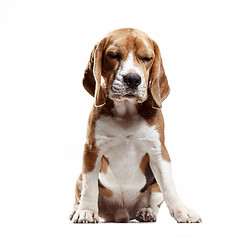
123,73 -> 141,89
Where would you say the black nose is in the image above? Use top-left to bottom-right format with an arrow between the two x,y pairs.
123,73 -> 141,88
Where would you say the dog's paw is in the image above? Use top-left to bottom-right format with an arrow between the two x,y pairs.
69,204 -> 79,221
169,205 -> 202,223
69,209 -> 76,221
136,207 -> 156,222
72,209 -> 99,223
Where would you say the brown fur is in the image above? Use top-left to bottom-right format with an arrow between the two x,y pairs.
148,182 -> 161,192
150,41 -> 170,108
140,153 -> 150,175
82,28 -> 169,110
74,28 -> 171,222
74,174 -> 82,205
99,187 -> 113,198
82,144 -> 98,173
158,201 -> 164,208
100,156 -> 109,174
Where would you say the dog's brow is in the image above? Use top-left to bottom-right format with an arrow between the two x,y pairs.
137,49 -> 154,58
106,46 -> 120,54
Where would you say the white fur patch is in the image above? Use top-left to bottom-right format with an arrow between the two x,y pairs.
95,106 -> 161,208
120,52 -> 142,77
109,51 -> 147,102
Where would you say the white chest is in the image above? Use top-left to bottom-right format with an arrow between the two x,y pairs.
94,110 -> 163,208
95,115 -> 160,161
95,115 -> 160,190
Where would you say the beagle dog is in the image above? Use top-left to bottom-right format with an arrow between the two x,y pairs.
69,28 -> 201,223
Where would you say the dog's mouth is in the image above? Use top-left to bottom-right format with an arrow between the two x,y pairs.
109,90 -> 139,102
110,92 -> 148,104
110,87 -> 138,97
117,90 -> 141,99
109,82 -> 147,103
124,93 -> 137,98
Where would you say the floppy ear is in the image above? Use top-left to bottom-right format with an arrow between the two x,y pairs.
82,38 -> 106,107
149,41 -> 170,109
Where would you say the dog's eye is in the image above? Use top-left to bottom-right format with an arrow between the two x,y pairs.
108,53 -> 121,61
141,57 -> 152,62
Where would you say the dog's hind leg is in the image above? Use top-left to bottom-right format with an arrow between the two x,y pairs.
69,174 -> 82,220
135,183 -> 163,222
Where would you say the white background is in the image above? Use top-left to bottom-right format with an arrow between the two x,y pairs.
0,0 -> 250,239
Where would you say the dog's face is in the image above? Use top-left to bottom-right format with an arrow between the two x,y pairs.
83,28 -> 170,108
102,30 -> 155,104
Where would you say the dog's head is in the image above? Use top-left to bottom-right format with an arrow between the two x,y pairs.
82,28 -> 170,109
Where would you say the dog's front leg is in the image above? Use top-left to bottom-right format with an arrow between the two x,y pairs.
149,145 -> 202,223
72,144 -> 101,223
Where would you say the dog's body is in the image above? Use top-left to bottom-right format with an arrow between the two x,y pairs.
70,28 -> 201,223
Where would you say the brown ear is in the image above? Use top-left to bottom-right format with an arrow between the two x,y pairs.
149,41 -> 170,109
82,38 -> 106,107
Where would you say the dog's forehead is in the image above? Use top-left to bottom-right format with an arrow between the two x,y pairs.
104,28 -> 154,53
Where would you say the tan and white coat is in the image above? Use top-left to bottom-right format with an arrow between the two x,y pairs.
69,28 -> 201,223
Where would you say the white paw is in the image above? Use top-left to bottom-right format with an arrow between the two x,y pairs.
169,205 -> 202,223
72,209 -> 99,223
136,207 -> 156,222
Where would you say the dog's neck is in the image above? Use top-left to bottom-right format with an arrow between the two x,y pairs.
96,97 -> 158,122
112,100 -> 138,118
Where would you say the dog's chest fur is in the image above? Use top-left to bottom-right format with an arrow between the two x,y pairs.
95,112 -> 161,207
